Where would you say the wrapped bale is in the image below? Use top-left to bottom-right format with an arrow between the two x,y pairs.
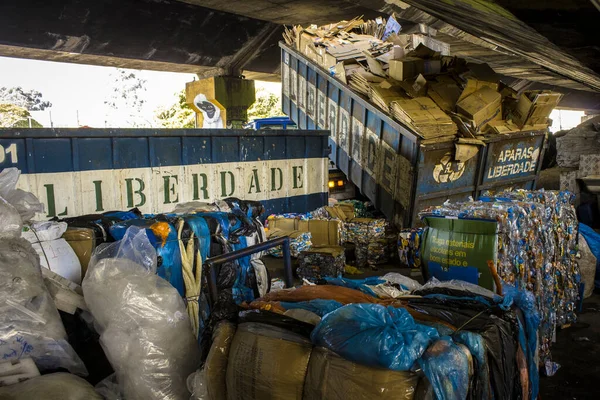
297,247 -> 346,280
0,373 -> 101,400
345,218 -> 388,268
304,347 -> 418,400
268,229 -> 312,258
189,322 -> 237,400
226,322 -> 313,400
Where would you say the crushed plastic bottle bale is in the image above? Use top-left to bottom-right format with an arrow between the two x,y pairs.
420,189 -> 579,363
268,231 -> 313,258
297,247 -> 346,280
397,228 -> 423,269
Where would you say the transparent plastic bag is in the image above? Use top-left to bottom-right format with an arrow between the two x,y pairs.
382,272 -> 422,292
189,321 -> 236,400
0,238 -> 87,375
417,338 -> 471,400
0,168 -> 44,222
0,373 -> 102,400
82,226 -> 200,400
0,196 -> 22,237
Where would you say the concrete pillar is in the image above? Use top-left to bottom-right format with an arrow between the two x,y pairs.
186,76 -> 256,129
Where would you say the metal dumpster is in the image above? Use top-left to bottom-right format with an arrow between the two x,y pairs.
0,128 -> 329,219
281,43 -> 547,227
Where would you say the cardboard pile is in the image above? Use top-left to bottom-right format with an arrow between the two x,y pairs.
287,16 -> 562,142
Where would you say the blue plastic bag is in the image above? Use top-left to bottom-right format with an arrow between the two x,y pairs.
109,219 -> 185,296
579,223 -> 600,289
454,331 -> 491,400
418,337 -> 471,400
311,304 -> 439,371
503,285 -> 540,399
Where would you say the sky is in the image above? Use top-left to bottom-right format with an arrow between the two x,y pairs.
0,56 -> 281,128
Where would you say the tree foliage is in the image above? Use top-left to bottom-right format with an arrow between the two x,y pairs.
0,103 -> 43,128
104,69 -> 150,127
247,88 -> 282,121
0,87 -> 52,111
155,90 -> 196,128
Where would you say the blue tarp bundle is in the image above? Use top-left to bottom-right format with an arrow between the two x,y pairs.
311,304 -> 439,371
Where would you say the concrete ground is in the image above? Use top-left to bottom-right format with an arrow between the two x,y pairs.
263,256 -> 600,399
540,293 -> 600,400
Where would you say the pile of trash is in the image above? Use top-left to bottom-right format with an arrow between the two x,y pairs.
419,189 -> 580,369
284,15 -> 562,142
267,200 -> 398,275
191,277 -> 542,400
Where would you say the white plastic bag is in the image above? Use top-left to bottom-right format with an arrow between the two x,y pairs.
0,238 -> 87,375
0,196 -> 22,238
0,168 -> 44,222
83,226 -> 200,400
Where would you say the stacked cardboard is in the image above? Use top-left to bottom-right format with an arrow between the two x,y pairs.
288,16 -> 562,143
391,97 -> 457,140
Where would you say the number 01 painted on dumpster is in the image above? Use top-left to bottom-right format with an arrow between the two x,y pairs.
0,144 -> 18,164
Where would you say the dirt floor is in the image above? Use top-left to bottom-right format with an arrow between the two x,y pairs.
263,256 -> 600,399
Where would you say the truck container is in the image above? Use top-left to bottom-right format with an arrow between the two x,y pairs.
280,43 -> 547,227
0,128 -> 329,219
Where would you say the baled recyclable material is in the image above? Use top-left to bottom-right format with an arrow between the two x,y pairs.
226,322 -> 313,400
0,238 -> 86,375
82,226 -> 200,400
189,322 -> 236,400
297,246 -> 346,280
303,347 -> 419,400
421,189 -> 579,363
268,229 -> 312,258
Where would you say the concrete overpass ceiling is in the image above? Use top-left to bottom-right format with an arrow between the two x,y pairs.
0,0 -> 283,79
184,0 -> 600,94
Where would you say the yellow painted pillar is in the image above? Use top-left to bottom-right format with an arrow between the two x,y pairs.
186,76 -> 256,129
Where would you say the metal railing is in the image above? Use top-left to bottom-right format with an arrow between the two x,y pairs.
205,236 -> 293,306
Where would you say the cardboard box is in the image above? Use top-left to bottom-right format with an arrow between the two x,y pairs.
513,90 -> 562,128
298,219 -> 341,246
423,59 -> 441,75
388,57 -> 425,81
487,120 -> 521,134
456,86 -> 502,130
428,81 -> 461,112
457,78 -> 499,103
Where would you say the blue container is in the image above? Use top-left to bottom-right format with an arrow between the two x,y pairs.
0,128 -> 329,219
281,43 -> 547,227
